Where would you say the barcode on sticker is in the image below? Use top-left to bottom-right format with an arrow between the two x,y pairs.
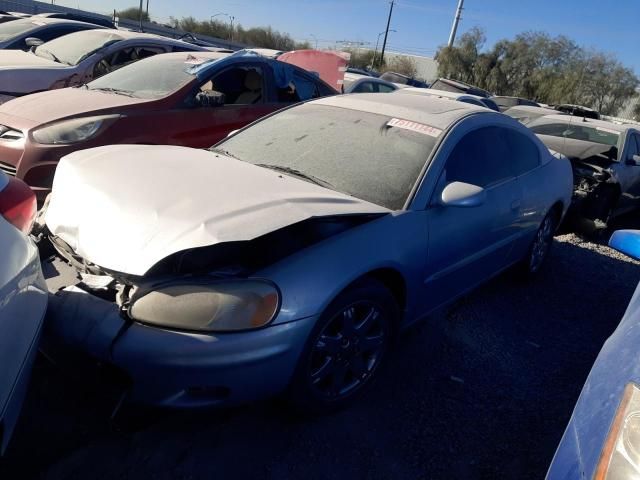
387,118 -> 442,137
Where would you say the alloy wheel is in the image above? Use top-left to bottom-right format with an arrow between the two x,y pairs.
529,215 -> 554,273
308,301 -> 387,399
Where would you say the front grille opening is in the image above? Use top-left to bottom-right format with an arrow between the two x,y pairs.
0,161 -> 16,176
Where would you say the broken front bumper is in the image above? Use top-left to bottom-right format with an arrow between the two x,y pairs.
43,283 -> 317,409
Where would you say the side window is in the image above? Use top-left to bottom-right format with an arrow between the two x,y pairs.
202,66 -> 264,105
505,129 -> 540,175
377,84 -> 395,93
37,25 -> 82,43
352,81 -> 374,93
288,71 -> 321,102
93,45 -> 164,78
444,127 -> 514,188
630,134 -> 640,157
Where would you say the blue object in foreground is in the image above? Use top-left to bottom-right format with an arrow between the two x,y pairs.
547,230 -> 640,479
609,230 -> 640,261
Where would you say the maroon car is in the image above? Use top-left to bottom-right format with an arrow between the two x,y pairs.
0,50 -> 337,200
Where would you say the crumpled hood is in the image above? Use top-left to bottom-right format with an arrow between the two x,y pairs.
45,145 -> 389,276
537,134 -> 618,163
0,87 -> 151,123
0,50 -> 68,94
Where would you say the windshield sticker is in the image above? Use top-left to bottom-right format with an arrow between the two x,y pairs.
596,126 -> 620,135
387,118 -> 442,137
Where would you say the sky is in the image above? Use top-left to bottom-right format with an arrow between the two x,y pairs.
56,0 -> 640,74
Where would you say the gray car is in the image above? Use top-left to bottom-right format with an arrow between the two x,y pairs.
528,114 -> 640,227
0,17 -> 100,50
39,94 -> 572,412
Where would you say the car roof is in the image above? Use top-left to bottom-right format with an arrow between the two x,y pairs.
10,16 -> 100,27
137,50 -> 231,63
397,87 -> 485,101
532,114 -> 634,133
62,28 -> 208,48
313,93 -> 488,130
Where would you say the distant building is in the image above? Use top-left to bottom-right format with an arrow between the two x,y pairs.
384,51 -> 439,83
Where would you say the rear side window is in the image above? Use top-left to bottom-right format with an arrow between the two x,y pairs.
352,81 -> 375,93
505,129 -> 540,175
444,127 -> 513,187
378,84 -> 395,93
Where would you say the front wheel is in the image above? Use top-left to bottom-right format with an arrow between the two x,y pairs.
287,278 -> 397,414
520,212 -> 557,276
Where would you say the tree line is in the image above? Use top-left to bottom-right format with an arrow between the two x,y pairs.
118,7 -> 310,51
436,28 -> 639,118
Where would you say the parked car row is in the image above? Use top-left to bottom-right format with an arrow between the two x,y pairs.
0,24 -> 639,479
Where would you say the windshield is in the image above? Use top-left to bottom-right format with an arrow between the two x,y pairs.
530,122 -> 620,147
216,104 -> 439,210
87,54 -> 197,99
34,30 -> 123,66
0,19 -> 44,41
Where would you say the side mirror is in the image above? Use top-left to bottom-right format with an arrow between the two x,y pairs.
625,154 -> 640,166
195,90 -> 225,108
609,230 -> 640,261
440,181 -> 486,208
25,37 -> 44,48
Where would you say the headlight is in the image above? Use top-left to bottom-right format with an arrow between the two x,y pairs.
596,383 -> 640,479
128,280 -> 280,332
31,114 -> 121,145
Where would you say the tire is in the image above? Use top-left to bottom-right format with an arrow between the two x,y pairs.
287,278 -> 398,414
518,211 -> 557,277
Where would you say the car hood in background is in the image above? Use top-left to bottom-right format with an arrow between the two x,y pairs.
45,145 -> 389,276
0,87 -> 152,124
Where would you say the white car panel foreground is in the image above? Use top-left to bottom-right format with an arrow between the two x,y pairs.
0,172 -> 45,454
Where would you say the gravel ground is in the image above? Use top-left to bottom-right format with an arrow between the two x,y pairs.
2,218 -> 640,480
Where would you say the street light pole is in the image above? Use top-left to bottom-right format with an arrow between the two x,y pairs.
379,0 -> 395,65
211,13 -> 234,41
372,29 -> 396,68
447,0 -> 465,47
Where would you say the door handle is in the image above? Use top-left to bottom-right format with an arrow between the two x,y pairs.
510,199 -> 521,211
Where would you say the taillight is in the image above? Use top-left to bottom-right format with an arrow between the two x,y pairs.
0,176 -> 36,234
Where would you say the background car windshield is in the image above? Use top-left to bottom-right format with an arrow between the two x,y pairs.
35,31 -> 123,66
218,104 -> 438,209
87,55 -> 195,99
0,19 -> 42,41
530,121 -> 620,146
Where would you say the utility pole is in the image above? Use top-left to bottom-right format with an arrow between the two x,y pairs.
379,0 -> 394,65
146,0 -> 149,17
138,0 -> 143,32
447,0 -> 464,47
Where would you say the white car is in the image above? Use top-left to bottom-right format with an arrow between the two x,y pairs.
0,171 -> 46,454
396,87 -> 501,111
0,28 -> 206,104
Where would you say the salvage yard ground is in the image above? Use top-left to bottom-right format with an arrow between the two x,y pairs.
2,217 -> 640,479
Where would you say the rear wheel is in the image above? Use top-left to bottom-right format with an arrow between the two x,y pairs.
288,278 -> 397,413
519,211 -> 557,276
